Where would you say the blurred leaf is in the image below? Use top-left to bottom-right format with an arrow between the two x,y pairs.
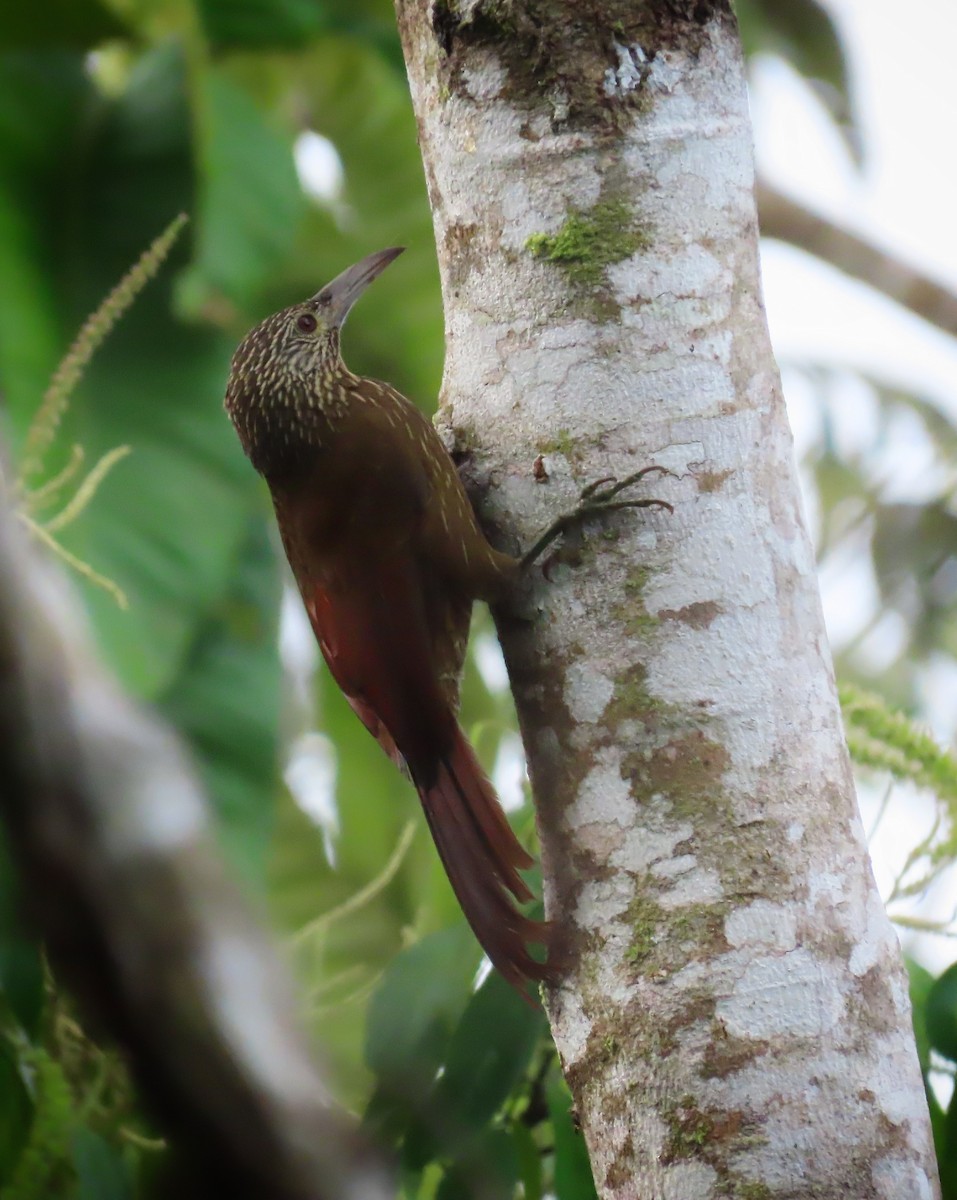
0,44 -> 285,890
907,958 -> 948,1166
316,664 -> 471,957
431,970 -> 545,1149
319,665 -> 420,886
269,781 -> 335,931
435,1129 -> 519,1200
160,513 -> 282,880
271,784 -> 422,1106
737,0 -> 856,150
927,961 -> 957,1064
196,0 -> 401,59
943,1087 -> 957,1200
314,0 -> 406,66
197,0 -> 328,47
0,0 -> 126,50
547,1066 -> 598,1200
907,957 -> 936,1076
188,67 -> 306,309
364,925 -> 480,1141
0,54 -> 90,424
0,1040 -> 33,1185
512,1121 -> 543,1200
872,381 -> 957,465
810,449 -> 867,552
0,831 -> 44,1038
71,1127 -> 133,1200
872,501 -> 957,657
301,37 -> 442,400
6,1047 -> 75,1195
228,36 -> 443,403
31,43 -> 261,703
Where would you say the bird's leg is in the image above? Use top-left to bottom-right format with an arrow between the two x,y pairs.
520,465 -> 674,571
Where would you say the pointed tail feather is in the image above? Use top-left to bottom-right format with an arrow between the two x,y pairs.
413,725 -> 553,993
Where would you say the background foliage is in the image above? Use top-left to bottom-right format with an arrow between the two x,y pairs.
1,1 -> 956,1196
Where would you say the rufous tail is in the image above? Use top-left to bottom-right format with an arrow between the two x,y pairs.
414,725 -> 553,993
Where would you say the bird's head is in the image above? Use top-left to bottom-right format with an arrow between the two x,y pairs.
225,245 -> 404,421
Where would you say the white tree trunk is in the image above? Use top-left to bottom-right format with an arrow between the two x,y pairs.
395,2 -> 939,1196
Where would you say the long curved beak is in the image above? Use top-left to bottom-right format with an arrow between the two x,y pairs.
314,246 -> 405,327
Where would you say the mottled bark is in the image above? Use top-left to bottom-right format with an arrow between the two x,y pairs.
395,2 -> 939,1197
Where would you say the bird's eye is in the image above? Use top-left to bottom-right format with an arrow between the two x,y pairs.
296,312 -> 318,334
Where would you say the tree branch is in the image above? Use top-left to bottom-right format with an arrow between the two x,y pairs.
757,177 -> 957,337
0,472 -> 392,1200
396,1 -> 939,1195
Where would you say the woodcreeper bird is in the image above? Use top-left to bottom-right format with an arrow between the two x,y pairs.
224,247 -> 668,993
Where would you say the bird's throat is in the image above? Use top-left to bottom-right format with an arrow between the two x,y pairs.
230,372 -> 351,482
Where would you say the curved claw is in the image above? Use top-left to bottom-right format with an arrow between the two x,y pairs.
595,497 -> 674,516
585,465 -> 675,505
579,475 -> 618,502
520,463 -> 675,571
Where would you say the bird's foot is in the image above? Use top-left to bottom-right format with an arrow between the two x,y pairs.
520,465 -> 674,572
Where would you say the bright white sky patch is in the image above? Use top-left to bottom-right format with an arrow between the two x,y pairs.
284,732 -> 339,865
294,129 -> 345,205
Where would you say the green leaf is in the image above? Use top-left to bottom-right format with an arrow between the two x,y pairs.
196,0 -> 403,62
29,43 -> 261,702
941,1085 -> 957,1200
1,44 -> 285,895
906,960 -> 948,1167
0,1040 -> 33,1185
512,1121 -> 543,1200
320,666 -> 422,884
0,54 -> 90,425
197,0 -> 329,48
71,1127 -> 133,1200
0,830 -> 44,1038
926,961 -> 957,1064
234,36 -> 443,404
547,1067 -> 598,1200
188,68 -> 306,309
737,0 -> 855,139
906,957 -> 937,1076
0,0 -> 126,50
364,926 -> 480,1139
431,971 -> 545,1148
160,512 -> 282,881
6,1048 -> 75,1196
436,1129 -> 519,1200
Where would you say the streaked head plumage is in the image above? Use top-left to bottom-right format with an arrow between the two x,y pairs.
224,245 -> 405,474
227,298 -> 340,399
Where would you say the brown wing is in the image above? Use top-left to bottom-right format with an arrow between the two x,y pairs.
271,386 -> 549,988
301,549 -> 550,990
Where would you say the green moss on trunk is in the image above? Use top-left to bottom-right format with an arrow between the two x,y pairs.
526,198 -> 649,289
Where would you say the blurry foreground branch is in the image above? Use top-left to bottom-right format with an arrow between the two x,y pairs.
0,474 -> 392,1200
758,178 -> 957,337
